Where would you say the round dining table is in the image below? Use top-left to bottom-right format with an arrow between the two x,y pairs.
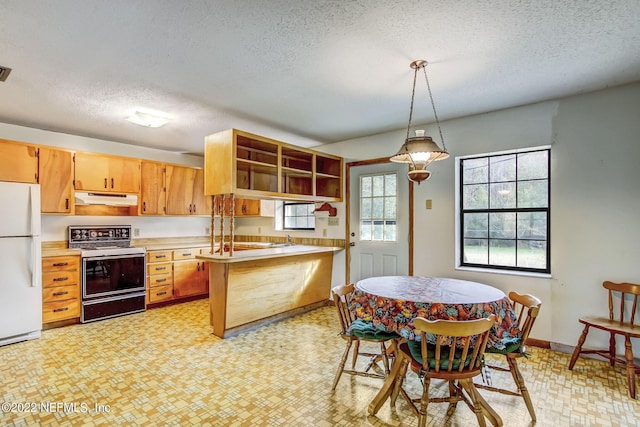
351,276 -> 520,349
355,276 -> 519,425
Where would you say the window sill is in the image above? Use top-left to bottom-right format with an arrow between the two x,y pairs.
455,265 -> 552,279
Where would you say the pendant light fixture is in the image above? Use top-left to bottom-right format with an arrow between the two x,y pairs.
390,59 -> 448,183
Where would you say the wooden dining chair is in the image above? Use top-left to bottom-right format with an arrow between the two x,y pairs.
390,315 -> 499,427
568,281 -> 640,399
474,291 -> 542,421
331,284 -> 400,390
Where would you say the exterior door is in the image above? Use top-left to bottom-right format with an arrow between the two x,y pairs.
348,161 -> 410,283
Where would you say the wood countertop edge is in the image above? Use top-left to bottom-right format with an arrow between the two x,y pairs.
197,245 -> 342,263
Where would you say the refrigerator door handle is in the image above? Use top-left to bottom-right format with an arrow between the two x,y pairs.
31,237 -> 41,288
29,184 -> 41,236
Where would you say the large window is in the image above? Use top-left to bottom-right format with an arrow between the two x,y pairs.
458,147 -> 550,274
283,202 -> 315,230
360,173 -> 397,241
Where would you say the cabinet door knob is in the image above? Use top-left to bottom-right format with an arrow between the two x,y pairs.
104,178 -> 108,188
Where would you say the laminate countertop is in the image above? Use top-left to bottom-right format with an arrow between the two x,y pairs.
197,245 -> 342,263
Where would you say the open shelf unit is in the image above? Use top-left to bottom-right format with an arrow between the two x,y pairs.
204,129 -> 343,201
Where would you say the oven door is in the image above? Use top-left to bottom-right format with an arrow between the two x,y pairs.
82,254 -> 146,299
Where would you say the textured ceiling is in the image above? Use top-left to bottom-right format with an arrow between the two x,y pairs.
0,0 -> 639,155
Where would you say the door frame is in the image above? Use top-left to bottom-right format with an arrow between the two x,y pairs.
345,157 -> 414,285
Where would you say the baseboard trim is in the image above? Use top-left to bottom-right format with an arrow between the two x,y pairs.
526,337 -> 551,349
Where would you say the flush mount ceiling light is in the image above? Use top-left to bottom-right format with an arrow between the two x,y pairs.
126,109 -> 171,128
390,59 -> 449,184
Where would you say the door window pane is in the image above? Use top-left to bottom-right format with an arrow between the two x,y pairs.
360,173 -> 397,242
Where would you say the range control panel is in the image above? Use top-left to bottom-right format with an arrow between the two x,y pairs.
69,225 -> 132,248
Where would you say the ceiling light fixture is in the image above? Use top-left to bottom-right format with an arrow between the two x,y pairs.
390,59 -> 449,184
126,110 -> 171,128
0,65 -> 12,82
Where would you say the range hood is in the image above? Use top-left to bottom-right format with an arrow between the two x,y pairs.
75,192 -> 138,206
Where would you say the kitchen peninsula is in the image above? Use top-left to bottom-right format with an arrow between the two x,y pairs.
197,245 -> 340,338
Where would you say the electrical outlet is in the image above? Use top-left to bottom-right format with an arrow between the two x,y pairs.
426,199 -> 433,210
205,227 -> 210,235
133,228 -> 140,237
322,228 -> 327,237
258,226 -> 262,234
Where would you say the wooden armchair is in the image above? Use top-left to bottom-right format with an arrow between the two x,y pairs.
331,284 -> 400,390
474,291 -> 542,421
568,281 -> 640,399
390,315 -> 500,427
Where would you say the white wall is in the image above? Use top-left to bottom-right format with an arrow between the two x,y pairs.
317,82 -> 640,352
1,122 -> 210,241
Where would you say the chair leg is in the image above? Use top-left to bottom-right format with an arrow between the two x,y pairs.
332,339 -> 353,390
352,339 -> 360,369
568,325 -> 590,370
390,356 -> 410,409
624,336 -> 637,399
417,377 -> 431,427
609,332 -> 617,367
458,379 -> 487,427
380,342 -> 391,375
445,380 -> 459,417
507,357 -> 536,422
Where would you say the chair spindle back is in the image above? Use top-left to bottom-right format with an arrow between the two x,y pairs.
413,315 -> 496,373
603,281 -> 640,326
508,291 -> 542,344
331,284 -> 356,334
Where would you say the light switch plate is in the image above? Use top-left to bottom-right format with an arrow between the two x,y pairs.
328,217 -> 339,226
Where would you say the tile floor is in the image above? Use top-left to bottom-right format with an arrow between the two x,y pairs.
1,299 -> 638,426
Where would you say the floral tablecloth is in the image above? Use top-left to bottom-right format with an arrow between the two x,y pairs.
350,276 -> 520,349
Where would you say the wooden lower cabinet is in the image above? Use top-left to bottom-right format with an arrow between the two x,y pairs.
173,249 -> 208,298
146,247 -> 208,305
42,255 -> 80,324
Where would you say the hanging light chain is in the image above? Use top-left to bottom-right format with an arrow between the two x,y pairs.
405,65 -> 419,142
422,65 -> 447,153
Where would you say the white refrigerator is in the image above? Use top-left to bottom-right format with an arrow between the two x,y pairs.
0,182 -> 42,346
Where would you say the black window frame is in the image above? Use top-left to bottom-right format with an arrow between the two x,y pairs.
458,147 -> 551,274
282,201 -> 315,231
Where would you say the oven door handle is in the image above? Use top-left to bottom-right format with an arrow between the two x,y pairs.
83,254 -> 145,262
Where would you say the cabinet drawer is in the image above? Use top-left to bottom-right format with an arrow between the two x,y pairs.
43,299 -> 80,323
147,273 -> 173,287
172,248 -> 201,260
147,262 -> 172,275
147,250 -> 172,262
43,284 -> 79,302
42,256 -> 79,272
147,285 -> 173,303
43,270 -> 78,288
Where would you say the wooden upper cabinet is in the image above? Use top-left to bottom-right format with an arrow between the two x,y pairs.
0,139 -> 38,183
39,147 -> 73,214
191,168 -> 211,215
140,161 -> 166,215
204,129 -> 343,201
235,199 -> 275,217
165,165 -> 210,215
74,152 -> 140,193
